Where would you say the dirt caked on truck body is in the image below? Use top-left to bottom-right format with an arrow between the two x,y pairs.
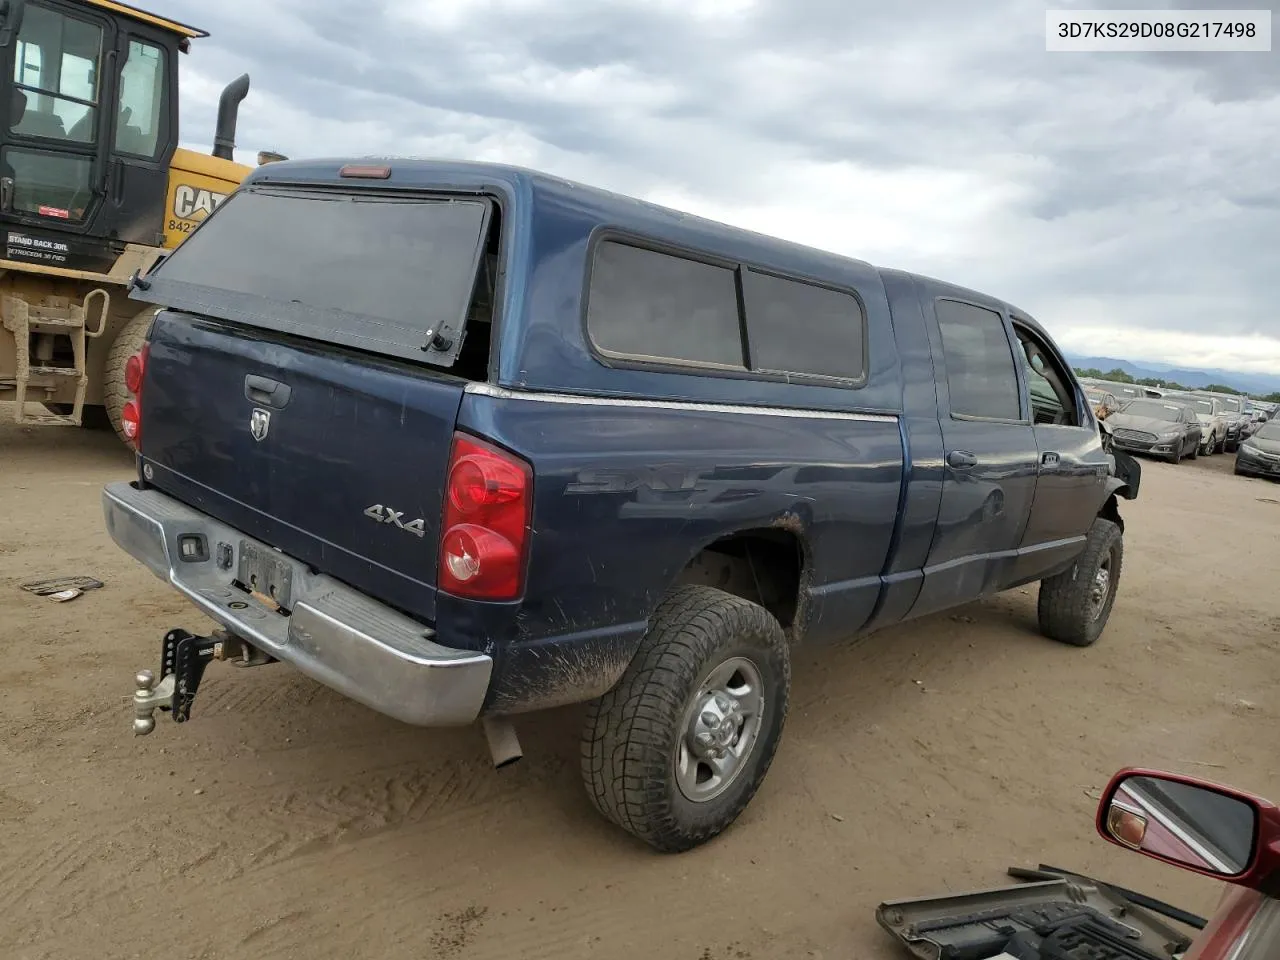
105,158 -> 1140,852
0,0 -> 280,440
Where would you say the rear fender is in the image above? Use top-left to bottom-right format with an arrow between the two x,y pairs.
669,512 -> 815,638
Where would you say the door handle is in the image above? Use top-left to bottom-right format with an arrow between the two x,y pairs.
947,450 -> 978,469
1041,451 -> 1060,466
244,374 -> 292,409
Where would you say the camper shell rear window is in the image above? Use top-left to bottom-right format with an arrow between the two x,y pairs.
134,184 -> 495,368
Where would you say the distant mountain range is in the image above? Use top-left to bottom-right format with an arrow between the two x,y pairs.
1064,355 -> 1280,396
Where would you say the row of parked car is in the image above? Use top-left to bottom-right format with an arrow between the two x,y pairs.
1081,378 -> 1280,478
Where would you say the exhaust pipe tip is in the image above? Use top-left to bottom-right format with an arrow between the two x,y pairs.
482,716 -> 522,769
212,73 -> 251,161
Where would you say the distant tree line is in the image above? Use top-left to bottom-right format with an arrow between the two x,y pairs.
1073,366 -> 1280,404
1073,366 -> 1192,390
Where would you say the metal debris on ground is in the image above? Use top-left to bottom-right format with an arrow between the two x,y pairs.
20,576 -> 104,601
21,576 -> 104,595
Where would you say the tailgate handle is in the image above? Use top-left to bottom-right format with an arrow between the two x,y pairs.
244,375 -> 292,409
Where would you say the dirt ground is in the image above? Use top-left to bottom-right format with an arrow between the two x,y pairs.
1,405 -> 1277,960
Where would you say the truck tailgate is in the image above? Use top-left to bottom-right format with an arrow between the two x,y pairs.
140,310 -> 464,624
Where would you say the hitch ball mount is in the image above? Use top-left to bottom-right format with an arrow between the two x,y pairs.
133,628 -> 275,735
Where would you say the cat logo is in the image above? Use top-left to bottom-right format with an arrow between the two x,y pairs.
172,185 -> 228,221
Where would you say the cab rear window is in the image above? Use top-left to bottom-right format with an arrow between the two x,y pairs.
137,185 -> 493,367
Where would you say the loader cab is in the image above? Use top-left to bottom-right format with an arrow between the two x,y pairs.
0,0 -> 193,267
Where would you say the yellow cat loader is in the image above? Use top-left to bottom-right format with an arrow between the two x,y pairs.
0,0 -> 278,441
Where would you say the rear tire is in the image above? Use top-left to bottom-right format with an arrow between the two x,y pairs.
102,309 -> 156,443
580,585 -> 791,853
1188,441 -> 1198,460
1037,517 -> 1123,648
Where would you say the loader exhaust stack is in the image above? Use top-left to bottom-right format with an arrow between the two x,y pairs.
212,74 -> 251,161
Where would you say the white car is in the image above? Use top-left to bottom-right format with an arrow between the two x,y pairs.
1167,394 -> 1230,454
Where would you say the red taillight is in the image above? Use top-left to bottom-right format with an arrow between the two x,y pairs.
122,342 -> 148,448
439,434 -> 532,600
120,400 -> 141,441
124,353 -> 144,394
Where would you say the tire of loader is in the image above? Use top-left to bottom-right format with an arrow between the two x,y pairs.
103,309 -> 156,442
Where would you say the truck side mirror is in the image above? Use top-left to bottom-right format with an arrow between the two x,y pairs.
1097,768 -> 1280,886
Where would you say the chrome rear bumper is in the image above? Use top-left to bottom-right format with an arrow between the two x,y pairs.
102,481 -> 492,726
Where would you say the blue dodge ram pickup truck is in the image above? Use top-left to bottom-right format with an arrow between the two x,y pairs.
105,158 -> 1139,852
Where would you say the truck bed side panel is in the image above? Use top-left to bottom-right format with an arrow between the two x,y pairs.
452,391 -> 904,713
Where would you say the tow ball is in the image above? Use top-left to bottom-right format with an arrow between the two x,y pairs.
133,628 -> 275,735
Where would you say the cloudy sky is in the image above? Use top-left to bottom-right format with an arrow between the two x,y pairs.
159,0 -> 1280,374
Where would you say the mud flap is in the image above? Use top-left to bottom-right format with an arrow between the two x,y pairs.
1110,447 -> 1141,500
876,876 -> 1195,960
1100,421 -> 1141,500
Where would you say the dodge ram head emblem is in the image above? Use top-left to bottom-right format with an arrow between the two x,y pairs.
249,408 -> 271,442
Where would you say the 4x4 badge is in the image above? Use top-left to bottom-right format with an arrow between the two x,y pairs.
249,408 -> 271,442
364,504 -> 426,538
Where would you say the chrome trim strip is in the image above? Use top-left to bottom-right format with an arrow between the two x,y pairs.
465,382 -> 899,423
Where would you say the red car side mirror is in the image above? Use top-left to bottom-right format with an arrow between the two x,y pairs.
1098,767 -> 1280,890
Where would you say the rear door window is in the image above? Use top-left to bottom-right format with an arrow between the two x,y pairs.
934,299 -> 1022,421
137,186 -> 494,367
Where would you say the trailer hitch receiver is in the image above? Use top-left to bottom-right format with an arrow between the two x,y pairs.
133,628 -> 275,735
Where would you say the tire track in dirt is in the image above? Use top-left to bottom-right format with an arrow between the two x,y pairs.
0,741 -> 578,945
196,670 -> 332,719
